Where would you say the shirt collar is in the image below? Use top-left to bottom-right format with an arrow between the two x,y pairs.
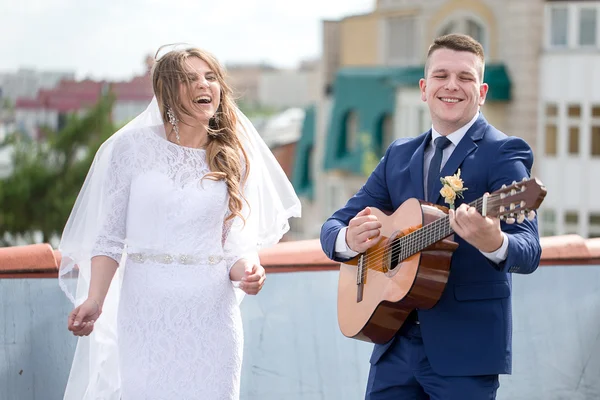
430,112 -> 479,147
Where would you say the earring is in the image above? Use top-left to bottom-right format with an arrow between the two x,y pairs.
166,106 -> 180,144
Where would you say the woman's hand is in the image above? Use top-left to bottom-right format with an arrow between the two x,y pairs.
230,258 -> 266,295
67,298 -> 102,337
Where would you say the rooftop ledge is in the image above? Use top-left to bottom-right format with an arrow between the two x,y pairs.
1,235 -> 599,278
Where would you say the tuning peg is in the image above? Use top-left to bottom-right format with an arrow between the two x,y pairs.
500,206 -> 506,213
517,213 -> 525,224
511,189 -> 517,195
510,203 -> 516,211
499,215 -> 505,221
502,184 -> 507,189
520,201 -> 526,208
527,210 -> 536,221
506,217 -> 516,224
512,180 -> 517,185
522,177 -> 528,182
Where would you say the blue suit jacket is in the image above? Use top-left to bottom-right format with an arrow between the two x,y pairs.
320,114 -> 542,376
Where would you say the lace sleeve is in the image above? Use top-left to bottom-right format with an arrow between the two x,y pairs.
222,210 -> 260,273
90,136 -> 134,263
222,163 -> 260,272
222,215 -> 233,248
222,215 -> 234,270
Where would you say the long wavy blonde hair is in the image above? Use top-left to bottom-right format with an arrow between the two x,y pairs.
151,46 -> 249,222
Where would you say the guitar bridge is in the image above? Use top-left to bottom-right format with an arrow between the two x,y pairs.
356,254 -> 365,303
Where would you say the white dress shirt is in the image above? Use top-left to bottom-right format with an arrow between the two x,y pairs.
334,112 -> 509,264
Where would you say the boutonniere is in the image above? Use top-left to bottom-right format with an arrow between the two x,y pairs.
439,169 -> 468,210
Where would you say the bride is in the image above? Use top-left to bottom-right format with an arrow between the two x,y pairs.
58,45 -> 301,399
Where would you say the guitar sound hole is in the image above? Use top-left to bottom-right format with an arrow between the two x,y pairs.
388,238 -> 402,270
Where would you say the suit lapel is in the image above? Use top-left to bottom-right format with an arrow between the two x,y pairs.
409,131 -> 431,200
431,115 -> 488,204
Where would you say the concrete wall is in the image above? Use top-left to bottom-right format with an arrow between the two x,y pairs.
2,266 -> 600,399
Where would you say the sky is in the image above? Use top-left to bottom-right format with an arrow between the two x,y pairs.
1,0 -> 374,81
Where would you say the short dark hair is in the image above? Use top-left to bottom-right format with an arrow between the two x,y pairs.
424,34 -> 485,79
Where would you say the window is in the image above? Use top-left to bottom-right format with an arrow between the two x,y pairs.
592,126 -> 600,156
591,105 -> 600,157
542,209 -> 556,224
568,105 -> 581,118
541,209 -> 556,237
344,111 -> 358,154
550,7 -> 568,46
466,19 -> 484,45
590,213 -> 600,238
565,211 -> 579,224
547,4 -> 600,49
568,126 -> 579,155
299,148 -> 314,191
438,17 -> 487,52
565,211 -> 579,234
385,16 -> 417,65
544,103 -> 559,156
590,213 -> 600,225
579,8 -> 597,46
545,125 -> 557,155
567,104 -> 581,155
378,114 -> 394,155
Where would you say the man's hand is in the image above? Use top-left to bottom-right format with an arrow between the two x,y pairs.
346,207 -> 383,253
449,202 -> 503,253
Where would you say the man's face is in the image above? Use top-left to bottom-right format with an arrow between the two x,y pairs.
419,48 -> 488,135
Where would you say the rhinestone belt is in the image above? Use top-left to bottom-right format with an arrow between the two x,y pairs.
128,253 -> 224,266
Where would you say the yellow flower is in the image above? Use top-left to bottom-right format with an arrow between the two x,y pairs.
445,175 -> 463,191
439,169 -> 468,209
440,184 -> 457,204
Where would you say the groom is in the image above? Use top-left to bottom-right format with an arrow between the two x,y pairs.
320,34 -> 541,399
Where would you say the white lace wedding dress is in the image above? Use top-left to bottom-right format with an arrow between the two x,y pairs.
92,126 -> 252,400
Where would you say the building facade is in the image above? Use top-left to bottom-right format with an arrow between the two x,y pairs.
0,69 -> 75,104
539,0 -> 600,237
13,73 -> 154,140
293,0 -> 600,239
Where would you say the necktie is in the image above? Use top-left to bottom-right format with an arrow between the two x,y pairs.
426,136 -> 452,202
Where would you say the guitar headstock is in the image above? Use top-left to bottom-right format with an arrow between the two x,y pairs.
483,177 -> 547,224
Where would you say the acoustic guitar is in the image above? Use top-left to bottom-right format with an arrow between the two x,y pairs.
337,177 -> 547,344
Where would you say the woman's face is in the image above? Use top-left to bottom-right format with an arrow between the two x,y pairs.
178,56 -> 221,124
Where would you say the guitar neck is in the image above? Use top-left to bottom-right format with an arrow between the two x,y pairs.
397,198 -> 483,260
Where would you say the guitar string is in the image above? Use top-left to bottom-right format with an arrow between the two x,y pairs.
359,197 -> 533,277
361,197 -> 484,264
356,196 -> 531,276
362,194 -> 529,264
356,198 -> 483,276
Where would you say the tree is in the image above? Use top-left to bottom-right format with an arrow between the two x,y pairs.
0,93 -> 116,246
1,97 -> 13,110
